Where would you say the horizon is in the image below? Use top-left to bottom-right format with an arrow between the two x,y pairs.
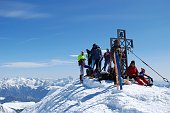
0,0 -> 170,81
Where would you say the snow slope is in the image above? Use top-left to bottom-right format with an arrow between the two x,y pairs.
3,102 -> 35,111
23,78 -> 170,113
0,102 -> 35,113
0,104 -> 16,113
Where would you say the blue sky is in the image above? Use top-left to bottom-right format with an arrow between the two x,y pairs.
0,0 -> 170,81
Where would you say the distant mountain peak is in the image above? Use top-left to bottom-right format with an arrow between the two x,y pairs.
0,77 -> 73,104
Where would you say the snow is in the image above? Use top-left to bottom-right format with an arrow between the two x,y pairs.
83,77 -> 112,88
22,78 -> 170,113
0,101 -> 35,113
3,102 -> 35,110
0,104 -> 16,113
0,97 -> 5,100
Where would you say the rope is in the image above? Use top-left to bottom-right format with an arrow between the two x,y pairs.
130,51 -> 170,84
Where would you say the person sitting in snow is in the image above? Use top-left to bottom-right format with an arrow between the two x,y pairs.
126,61 -> 149,86
139,68 -> 153,86
126,61 -> 139,79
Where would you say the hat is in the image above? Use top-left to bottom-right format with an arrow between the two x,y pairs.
141,68 -> 145,72
93,43 -> 96,46
130,60 -> 135,64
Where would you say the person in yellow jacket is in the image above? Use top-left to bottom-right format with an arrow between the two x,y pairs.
77,51 -> 86,82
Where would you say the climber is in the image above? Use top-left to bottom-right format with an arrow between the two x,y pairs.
86,49 -> 92,67
102,49 -> 111,71
91,43 -> 102,71
77,51 -> 92,82
139,68 -> 153,86
126,61 -> 149,86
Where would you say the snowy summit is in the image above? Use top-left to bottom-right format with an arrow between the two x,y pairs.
23,78 -> 170,113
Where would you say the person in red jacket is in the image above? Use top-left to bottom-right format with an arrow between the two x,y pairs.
126,61 -> 148,86
126,60 -> 139,79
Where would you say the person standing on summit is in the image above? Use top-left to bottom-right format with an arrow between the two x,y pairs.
86,49 -> 92,67
77,51 -> 86,82
91,43 -> 102,70
102,49 -> 111,71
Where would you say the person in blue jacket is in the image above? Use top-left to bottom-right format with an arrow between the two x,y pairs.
91,43 -> 102,70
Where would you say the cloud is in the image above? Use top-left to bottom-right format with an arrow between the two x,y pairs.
1,59 -> 74,68
101,50 -> 107,54
70,55 -> 78,58
0,10 -> 49,19
0,1 -> 50,19
2,62 -> 47,68
21,38 -> 40,43
50,59 -> 74,65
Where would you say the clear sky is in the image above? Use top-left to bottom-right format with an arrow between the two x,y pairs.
0,0 -> 170,81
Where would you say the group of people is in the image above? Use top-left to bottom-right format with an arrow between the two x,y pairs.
77,44 -> 111,82
77,43 -> 153,86
126,60 -> 153,86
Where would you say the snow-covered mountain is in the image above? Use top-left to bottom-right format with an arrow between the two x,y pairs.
0,102 -> 35,113
22,78 -> 170,113
0,77 -> 73,103
0,77 -> 169,113
0,104 -> 16,113
0,77 -> 73,113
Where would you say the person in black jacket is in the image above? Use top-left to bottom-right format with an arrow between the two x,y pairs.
86,49 -> 92,67
91,44 -> 102,70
